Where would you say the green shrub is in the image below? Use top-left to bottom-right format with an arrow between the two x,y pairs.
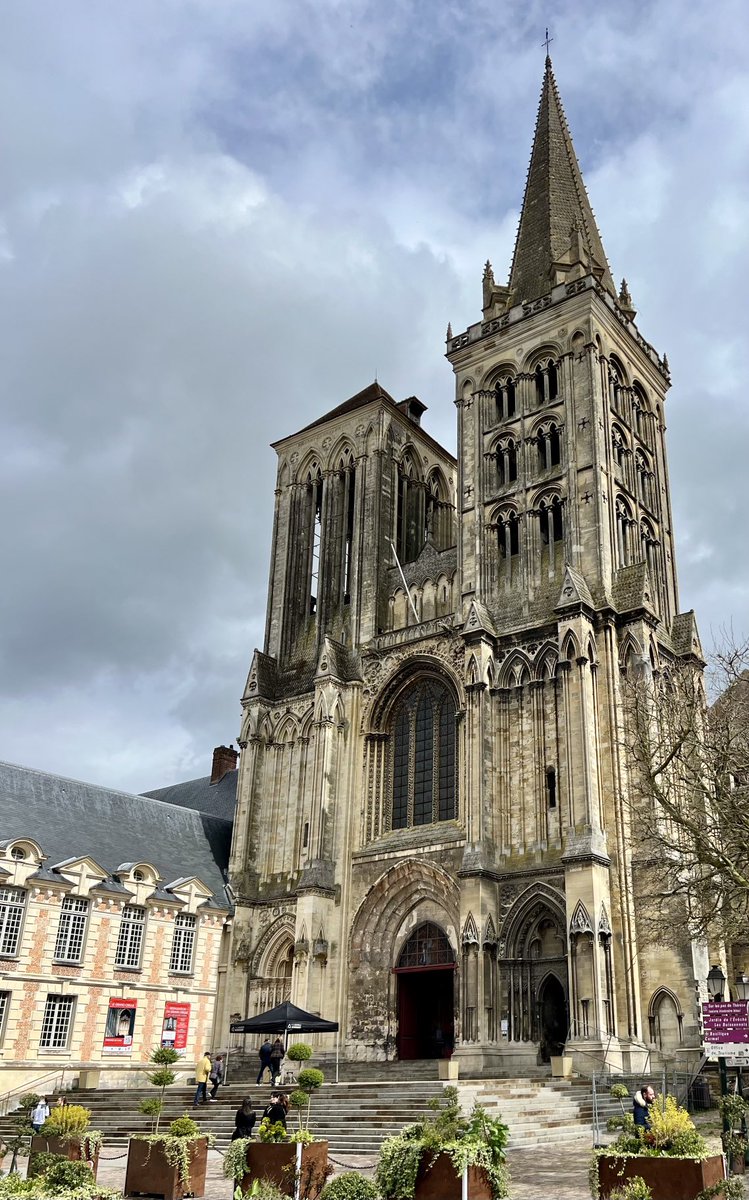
18,1094 -> 41,1113
168,1114 -> 200,1139
286,1043 -> 313,1063
609,1178 -> 652,1200
40,1104 -> 91,1137
320,1172 -> 380,1200
297,1068 -> 324,1094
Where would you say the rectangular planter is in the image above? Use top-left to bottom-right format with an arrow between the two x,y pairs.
124,1135 -> 208,1200
240,1141 -> 329,1199
597,1153 -> 725,1200
29,1135 -> 99,1179
413,1151 -> 492,1200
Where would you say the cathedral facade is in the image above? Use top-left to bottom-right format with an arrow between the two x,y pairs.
221,58 -> 706,1075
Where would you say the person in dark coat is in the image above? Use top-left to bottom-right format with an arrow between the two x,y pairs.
633,1084 -> 656,1129
269,1037 -> 284,1083
231,1098 -> 256,1141
209,1053 -> 225,1101
257,1039 -> 273,1085
263,1093 -> 288,1129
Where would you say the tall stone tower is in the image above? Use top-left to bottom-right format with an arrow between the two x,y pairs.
220,58 -> 704,1075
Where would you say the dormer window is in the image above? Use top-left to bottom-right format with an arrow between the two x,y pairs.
10,847 -> 25,861
133,870 -> 144,882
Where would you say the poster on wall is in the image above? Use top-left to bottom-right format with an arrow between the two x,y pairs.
103,997 -> 138,1054
161,1001 -> 191,1054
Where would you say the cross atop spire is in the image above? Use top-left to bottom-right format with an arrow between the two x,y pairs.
507,57 -> 616,307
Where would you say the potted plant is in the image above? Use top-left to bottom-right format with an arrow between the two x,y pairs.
124,1047 -> 211,1200
719,1094 -> 748,1175
592,1088 -> 726,1199
29,1103 -> 102,1179
376,1087 -> 510,1200
225,1044 -> 330,1199
3,1093 -> 38,1176
0,1155 -> 120,1198
320,1174 -> 380,1200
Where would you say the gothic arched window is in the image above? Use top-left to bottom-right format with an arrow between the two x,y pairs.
534,359 -> 559,406
497,508 -> 520,562
390,678 -> 457,829
612,424 -> 628,469
426,470 -> 454,550
396,453 -> 424,564
538,495 -> 564,545
397,922 -> 455,968
306,463 -> 324,615
536,423 -> 562,472
615,495 -> 634,567
494,375 -> 516,422
635,449 -> 653,509
495,438 -> 518,486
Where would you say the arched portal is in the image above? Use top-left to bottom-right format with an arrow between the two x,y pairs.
538,973 -> 568,1060
395,922 -> 456,1060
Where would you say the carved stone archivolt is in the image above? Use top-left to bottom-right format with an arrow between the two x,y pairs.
349,859 -> 460,971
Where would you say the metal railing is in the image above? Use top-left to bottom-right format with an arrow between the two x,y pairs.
0,1070 -> 72,1117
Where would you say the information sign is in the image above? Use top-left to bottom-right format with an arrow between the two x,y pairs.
103,997 -> 138,1054
702,1001 -> 749,1045
160,1001 -> 191,1053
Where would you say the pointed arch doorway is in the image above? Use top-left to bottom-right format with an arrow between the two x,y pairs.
538,973 -> 567,1061
394,922 -> 456,1060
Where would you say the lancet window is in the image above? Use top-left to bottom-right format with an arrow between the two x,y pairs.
615,496 -> 635,567
425,470 -> 454,550
612,424 -> 628,470
396,453 -> 425,564
495,438 -> 518,487
494,375 -> 517,422
534,359 -> 559,406
306,463 -> 324,616
635,449 -> 654,510
536,422 -> 562,472
497,508 -> 520,562
538,495 -> 564,546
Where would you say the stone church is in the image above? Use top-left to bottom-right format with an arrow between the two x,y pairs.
221,57 -> 706,1075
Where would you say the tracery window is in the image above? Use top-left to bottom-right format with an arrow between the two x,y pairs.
494,376 -> 516,422
390,678 -> 457,829
398,922 -> 455,968
609,360 -> 626,413
612,424 -> 628,469
635,449 -> 653,508
426,470 -> 454,550
335,450 -> 356,604
306,463 -> 324,615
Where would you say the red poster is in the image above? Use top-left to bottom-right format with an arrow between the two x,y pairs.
161,1001 -> 191,1053
103,997 -> 138,1054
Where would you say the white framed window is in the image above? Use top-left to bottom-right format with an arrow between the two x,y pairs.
53,896 -> 89,964
0,887 -> 27,957
39,994 -> 76,1049
115,905 -> 146,969
169,913 -> 196,974
0,990 -> 10,1044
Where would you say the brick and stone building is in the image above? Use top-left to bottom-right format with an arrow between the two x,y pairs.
0,750 -> 235,1094
222,57 -> 707,1075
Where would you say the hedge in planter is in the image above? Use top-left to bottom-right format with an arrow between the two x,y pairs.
29,1105 -> 102,1180
0,1155 -> 119,1199
376,1087 -> 509,1200
224,1133 -> 331,1200
592,1092 -> 725,1200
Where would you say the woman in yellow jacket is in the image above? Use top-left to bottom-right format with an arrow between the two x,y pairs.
193,1050 -> 212,1107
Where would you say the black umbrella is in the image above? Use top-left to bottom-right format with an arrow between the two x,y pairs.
230,1000 -> 338,1036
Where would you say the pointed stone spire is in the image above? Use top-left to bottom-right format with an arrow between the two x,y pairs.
507,57 -> 616,305
618,277 -> 636,320
446,321 -> 453,341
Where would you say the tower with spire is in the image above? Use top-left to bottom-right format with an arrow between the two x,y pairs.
224,56 -> 702,1079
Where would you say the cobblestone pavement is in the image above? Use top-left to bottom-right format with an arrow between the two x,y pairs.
96,1141 -> 594,1198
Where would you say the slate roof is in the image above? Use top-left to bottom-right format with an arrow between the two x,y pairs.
0,761 -> 231,903
508,57 -> 616,306
142,770 -> 238,821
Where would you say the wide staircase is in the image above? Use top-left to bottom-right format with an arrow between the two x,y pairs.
0,1077 -> 598,1157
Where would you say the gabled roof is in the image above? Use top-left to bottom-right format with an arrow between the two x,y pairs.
508,57 -> 616,306
275,382 -> 396,442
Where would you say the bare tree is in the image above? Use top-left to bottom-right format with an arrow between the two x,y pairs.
622,632 -> 749,943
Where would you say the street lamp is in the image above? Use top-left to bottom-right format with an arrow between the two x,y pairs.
735,974 -> 749,1002
707,964 -> 726,1002
706,966 -> 729,1132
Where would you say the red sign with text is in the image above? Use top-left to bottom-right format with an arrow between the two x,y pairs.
103,997 -> 138,1054
161,1001 -> 191,1053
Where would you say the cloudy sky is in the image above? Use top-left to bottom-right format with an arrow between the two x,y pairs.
1,0 -> 747,794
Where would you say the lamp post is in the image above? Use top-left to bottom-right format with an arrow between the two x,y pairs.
706,965 -> 730,1135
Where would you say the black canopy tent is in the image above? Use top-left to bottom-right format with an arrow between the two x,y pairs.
230,1000 -> 339,1036
230,1001 -> 341,1082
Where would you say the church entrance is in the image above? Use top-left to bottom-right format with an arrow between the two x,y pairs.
395,922 -> 455,1060
538,973 -> 568,1061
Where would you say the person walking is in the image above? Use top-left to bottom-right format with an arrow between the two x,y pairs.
231,1098 -> 256,1141
193,1050 -> 212,1107
269,1037 -> 284,1084
256,1038 -> 273,1085
31,1097 -> 50,1133
633,1084 -> 656,1130
209,1053 -> 225,1101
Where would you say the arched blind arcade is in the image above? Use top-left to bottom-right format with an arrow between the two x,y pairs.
391,679 -> 457,829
